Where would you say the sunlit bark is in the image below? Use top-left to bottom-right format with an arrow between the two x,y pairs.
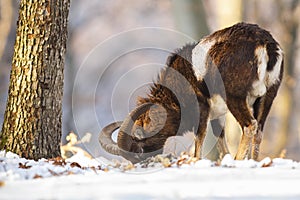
0,0 -> 70,160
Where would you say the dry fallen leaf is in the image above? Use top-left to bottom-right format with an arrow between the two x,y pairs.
70,162 -> 82,168
19,162 -> 32,169
0,181 -> 5,187
162,158 -> 172,168
262,160 -> 273,168
49,157 -> 66,166
103,168 -> 109,172
67,171 -> 75,175
122,163 -> 135,171
33,174 -> 43,179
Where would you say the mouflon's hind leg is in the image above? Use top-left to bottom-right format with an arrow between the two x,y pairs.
211,117 -> 230,159
251,128 -> 262,160
226,96 -> 257,160
251,83 -> 281,160
236,119 -> 258,160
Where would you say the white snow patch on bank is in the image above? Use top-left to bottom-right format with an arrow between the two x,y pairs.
1,150 -> 300,199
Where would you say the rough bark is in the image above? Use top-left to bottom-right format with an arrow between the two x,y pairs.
0,0 -> 70,160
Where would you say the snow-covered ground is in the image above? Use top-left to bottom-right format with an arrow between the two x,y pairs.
1,150 -> 300,199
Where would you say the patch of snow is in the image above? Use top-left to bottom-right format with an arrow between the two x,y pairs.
65,151 -> 100,168
221,153 -> 235,167
1,150 -> 300,199
194,159 -> 214,168
223,155 -> 260,168
0,151 -> 104,181
272,158 -> 300,169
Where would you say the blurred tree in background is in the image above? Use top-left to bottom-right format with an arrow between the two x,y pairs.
0,1 -> 13,62
243,0 -> 300,160
0,1 -> 17,128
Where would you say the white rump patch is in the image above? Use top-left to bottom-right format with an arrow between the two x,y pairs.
192,39 -> 216,80
266,47 -> 283,87
255,46 -> 268,81
247,46 -> 268,107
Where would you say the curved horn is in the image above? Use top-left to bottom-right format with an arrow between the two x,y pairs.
100,103 -> 156,163
99,121 -> 123,155
117,103 -> 155,163
118,103 -> 154,146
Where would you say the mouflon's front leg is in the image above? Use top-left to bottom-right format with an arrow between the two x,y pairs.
211,118 -> 230,159
194,102 -> 210,159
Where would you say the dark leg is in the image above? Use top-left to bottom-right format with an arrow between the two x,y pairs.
226,96 -> 257,160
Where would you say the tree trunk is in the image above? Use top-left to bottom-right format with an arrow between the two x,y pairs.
172,0 -> 210,40
0,0 -> 70,160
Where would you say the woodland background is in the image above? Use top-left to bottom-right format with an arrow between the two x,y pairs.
0,0 -> 299,160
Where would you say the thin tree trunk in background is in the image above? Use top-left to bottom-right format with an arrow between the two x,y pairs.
0,0 -> 70,160
283,2 -> 300,159
172,0 -> 218,159
0,0 -> 13,61
213,0 -> 243,157
172,0 -> 210,40
215,0 -> 242,28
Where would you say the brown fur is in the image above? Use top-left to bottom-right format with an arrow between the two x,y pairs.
116,22 -> 283,161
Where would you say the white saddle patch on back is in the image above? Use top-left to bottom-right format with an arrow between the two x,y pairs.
192,39 -> 216,80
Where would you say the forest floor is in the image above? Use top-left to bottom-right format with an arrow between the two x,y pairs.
1,150 -> 300,199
